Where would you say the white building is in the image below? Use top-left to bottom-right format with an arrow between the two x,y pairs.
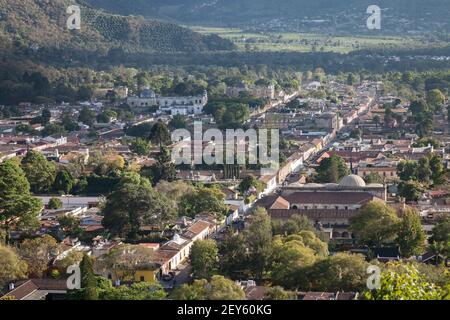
127,88 -> 208,115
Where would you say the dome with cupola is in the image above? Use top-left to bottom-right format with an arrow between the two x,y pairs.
339,174 -> 366,188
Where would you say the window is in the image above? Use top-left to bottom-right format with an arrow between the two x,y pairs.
140,276 -> 145,282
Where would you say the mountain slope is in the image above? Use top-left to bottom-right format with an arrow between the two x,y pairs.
85,0 -> 450,34
0,0 -> 235,54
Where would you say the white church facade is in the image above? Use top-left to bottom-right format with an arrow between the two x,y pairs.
127,88 -> 208,115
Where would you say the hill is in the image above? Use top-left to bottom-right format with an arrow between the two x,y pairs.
0,0 -> 235,56
85,0 -> 450,35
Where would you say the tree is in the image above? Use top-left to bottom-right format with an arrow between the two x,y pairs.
149,147 -> 177,184
171,276 -> 245,300
219,232 -> 248,278
126,123 -> 153,138
429,154 -> 446,186
364,262 -> 444,300
53,170 -> 74,194
41,108 -> 51,124
350,201 -> 400,247
102,183 -> 177,240
18,235 -> 59,278
78,107 -> 96,127
315,155 -> 350,183
426,89 -> 445,112
129,138 -> 151,156
179,187 -> 227,218
396,208 -> 426,257
397,161 -> 419,181
58,215 -> 82,237
21,150 -> 56,194
363,172 -> 383,184
238,175 -> 266,194
398,181 -> 424,202
48,197 -> 63,210
272,214 -> 315,236
100,282 -> 166,300
149,121 -> 171,148
190,240 -> 219,279
373,115 -> 381,128
41,123 -> 65,137
303,253 -> 370,292
430,216 -> 450,261
79,254 -> 98,300
245,207 -> 273,280
0,245 -> 28,288
169,114 -> 187,130
0,160 -> 42,243
263,286 -> 291,300
271,235 -> 318,289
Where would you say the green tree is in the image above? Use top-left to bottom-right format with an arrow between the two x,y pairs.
18,235 -> 59,278
396,209 -> 426,257
364,262 -> 444,300
102,183 -> 176,240
190,239 -> 219,279
426,89 -> 445,112
57,215 -> 82,237
0,245 -> 28,288
179,187 -> 227,218
53,170 -> 74,194
219,232 -> 248,278
315,155 -> 350,183
149,121 -> 171,148
129,138 -> 151,156
41,108 -> 52,124
169,114 -> 188,130
48,197 -> 63,210
0,160 -> 42,243
271,235 -> 318,289
21,150 -> 56,194
78,107 -> 96,127
263,286 -> 291,300
363,172 -> 383,184
80,254 -> 98,300
304,252 -> 370,292
429,154 -> 446,186
171,276 -> 245,300
100,282 -> 166,300
350,201 -> 400,247
238,175 -> 266,194
398,181 -> 424,202
149,146 -> 177,184
245,207 -> 273,280
397,161 -> 419,181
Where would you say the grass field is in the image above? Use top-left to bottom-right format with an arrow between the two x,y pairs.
189,26 -> 446,53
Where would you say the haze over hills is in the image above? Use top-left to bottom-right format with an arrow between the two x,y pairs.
85,0 -> 450,34
0,0 -> 235,56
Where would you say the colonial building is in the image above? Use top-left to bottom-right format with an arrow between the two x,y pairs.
256,175 -> 386,240
127,88 -> 208,115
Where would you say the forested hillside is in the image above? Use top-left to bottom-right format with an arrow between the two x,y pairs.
86,0 -> 450,34
0,0 -> 234,55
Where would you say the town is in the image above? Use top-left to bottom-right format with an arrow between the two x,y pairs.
1,65 -> 449,301
1,0 -> 450,304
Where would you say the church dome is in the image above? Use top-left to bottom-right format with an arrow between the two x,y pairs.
339,174 -> 366,188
